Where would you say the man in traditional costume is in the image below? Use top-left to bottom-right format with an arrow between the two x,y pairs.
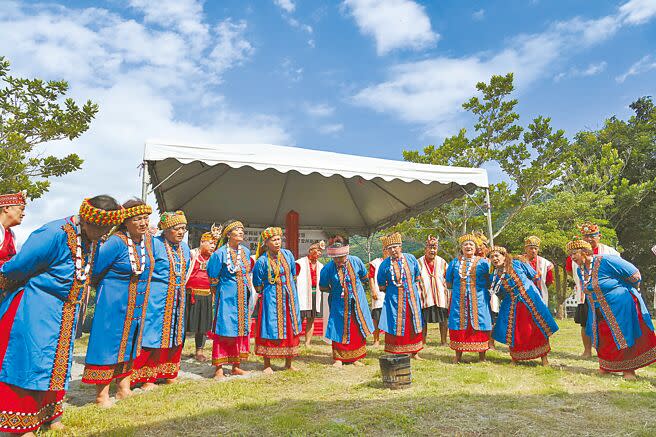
0,196 -> 122,434
376,233 -> 424,358
132,211 -> 191,388
296,240 -> 325,346
185,231 -> 217,362
83,199 -> 155,407
252,227 -> 302,373
522,236 -> 554,304
489,246 -> 558,366
566,222 -> 621,357
320,240 -> 374,366
207,220 -> 252,379
0,192 -> 26,269
418,235 -> 449,346
567,238 -> 656,379
447,233 -> 492,363
368,246 -> 387,346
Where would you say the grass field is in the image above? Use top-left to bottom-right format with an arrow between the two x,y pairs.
52,320 -> 656,436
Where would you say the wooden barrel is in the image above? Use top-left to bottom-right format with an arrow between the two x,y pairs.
379,354 -> 411,389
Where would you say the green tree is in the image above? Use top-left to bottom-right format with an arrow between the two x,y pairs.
0,56 -> 99,198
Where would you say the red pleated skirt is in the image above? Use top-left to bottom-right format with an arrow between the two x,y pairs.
597,294 -> 656,372
384,301 -> 423,354
82,361 -> 133,385
211,335 -> 250,366
449,326 -> 490,353
509,301 -> 550,361
255,298 -> 300,358
332,313 -> 367,362
131,345 -> 183,385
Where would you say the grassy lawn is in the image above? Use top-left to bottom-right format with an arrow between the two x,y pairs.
55,320 -> 656,436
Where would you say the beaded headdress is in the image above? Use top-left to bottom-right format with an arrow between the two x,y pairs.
578,221 -> 600,236
0,191 -> 26,207
524,235 -> 541,247
222,220 -> 244,237
200,232 -> 216,243
255,226 -> 283,258
381,232 -> 402,249
458,233 -> 481,246
123,204 -> 153,220
217,220 -> 243,247
489,245 -> 508,255
473,230 -> 488,245
159,210 -> 187,230
79,198 -> 125,226
565,237 -> 593,254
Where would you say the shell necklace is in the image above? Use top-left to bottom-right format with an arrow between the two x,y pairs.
390,255 -> 407,287
126,233 -> 146,275
74,216 -> 94,281
227,244 -> 243,274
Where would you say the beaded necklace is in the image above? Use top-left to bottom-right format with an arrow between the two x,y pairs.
267,251 -> 282,285
490,269 -> 504,296
164,239 -> 186,278
126,232 -> 146,275
458,255 -> 477,282
73,216 -> 95,281
226,244 -> 243,274
581,257 -> 594,290
390,255 -> 407,287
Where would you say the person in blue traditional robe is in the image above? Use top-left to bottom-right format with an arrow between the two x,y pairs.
320,240 -> 374,366
489,246 -> 558,366
446,233 -> 492,363
83,199 -> 155,407
131,211 -> 191,388
207,219 -> 252,379
568,238 -> 656,379
377,232 -> 424,358
0,196 -> 122,434
252,227 -> 302,374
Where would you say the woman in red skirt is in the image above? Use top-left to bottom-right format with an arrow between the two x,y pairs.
568,238 -> 656,379
489,246 -> 559,365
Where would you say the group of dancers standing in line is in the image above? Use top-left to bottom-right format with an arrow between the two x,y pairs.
0,192 -> 655,436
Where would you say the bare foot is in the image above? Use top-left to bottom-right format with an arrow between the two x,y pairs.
47,421 -> 66,431
412,353 -> 423,360
598,368 -> 610,376
510,359 -> 517,365
581,351 -> 592,358
452,357 -> 460,364
332,360 -> 343,367
195,352 -> 208,362
141,382 -> 157,391
95,397 -> 114,408
439,342 -> 447,347
263,366 -> 274,375
165,378 -> 178,385
285,365 -> 299,371
541,356 -> 549,367
623,371 -> 637,380
231,367 -> 249,376
373,341 -> 380,347
479,352 -> 486,362
213,368 -> 225,379
352,360 -> 365,367
115,389 -> 132,400
21,432 -> 36,437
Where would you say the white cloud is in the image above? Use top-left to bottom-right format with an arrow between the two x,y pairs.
342,0 -> 439,55
616,54 -> 656,82
472,9 -> 485,21
318,123 -> 344,135
554,61 -> 607,82
306,103 -> 336,118
273,0 -> 295,13
0,2 -> 289,241
351,1 -> 656,136
619,0 -> 656,24
280,58 -> 304,82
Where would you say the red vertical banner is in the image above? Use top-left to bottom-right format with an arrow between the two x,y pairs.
285,210 -> 299,259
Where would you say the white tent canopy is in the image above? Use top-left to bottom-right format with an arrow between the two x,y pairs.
143,141 -> 489,235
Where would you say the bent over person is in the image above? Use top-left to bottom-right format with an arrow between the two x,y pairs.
0,196 -> 122,434
0,192 -> 26,268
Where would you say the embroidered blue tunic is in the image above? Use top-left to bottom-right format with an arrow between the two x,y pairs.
446,256 -> 492,331
579,255 -> 652,350
376,253 -> 424,336
141,236 -> 191,349
319,255 -> 374,343
85,232 -> 154,365
492,260 -> 559,346
252,249 -> 302,340
0,217 -> 94,391
207,244 -> 252,337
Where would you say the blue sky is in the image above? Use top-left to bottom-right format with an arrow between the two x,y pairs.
1,0 -> 655,239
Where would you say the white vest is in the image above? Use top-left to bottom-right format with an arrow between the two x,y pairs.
531,256 -> 554,304
572,244 -> 620,304
418,255 -> 449,309
296,256 -> 323,312
369,258 -> 385,309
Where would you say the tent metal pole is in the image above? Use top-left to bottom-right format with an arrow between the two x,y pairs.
485,188 -> 494,246
141,161 -> 149,201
